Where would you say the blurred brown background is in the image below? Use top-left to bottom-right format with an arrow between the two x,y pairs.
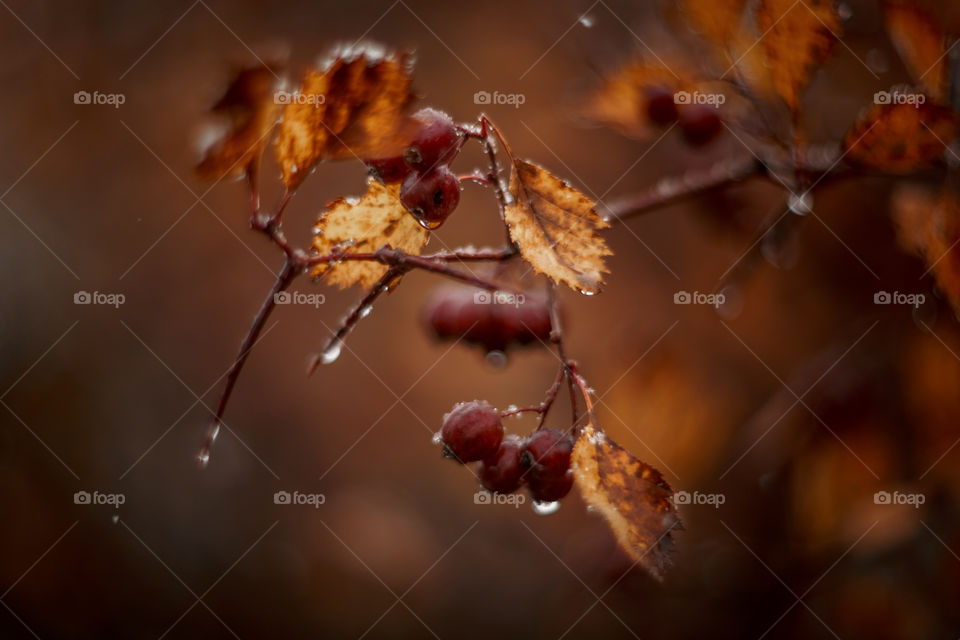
2,0 -> 960,638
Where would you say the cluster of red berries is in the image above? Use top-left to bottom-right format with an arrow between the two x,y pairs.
645,86 -> 722,146
423,285 -> 552,354
365,108 -> 463,229
437,400 -> 575,503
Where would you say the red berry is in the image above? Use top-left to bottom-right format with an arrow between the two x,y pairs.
400,167 -> 461,229
366,155 -> 411,183
479,435 -> 525,494
522,429 -> 575,502
440,400 -> 504,463
678,104 -> 722,146
403,108 -> 461,172
645,85 -> 678,127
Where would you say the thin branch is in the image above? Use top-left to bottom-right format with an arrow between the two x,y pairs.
199,257 -> 301,467
305,267 -> 401,376
546,284 -> 578,427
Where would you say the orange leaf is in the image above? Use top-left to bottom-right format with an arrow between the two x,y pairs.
843,101 -> 956,172
275,44 -> 416,190
196,62 -> 284,181
311,178 -> 429,289
892,182 -> 960,313
572,422 -> 682,581
883,2 -> 948,103
680,0 -> 748,50
581,58 -> 697,140
504,158 -> 612,294
755,0 -> 840,114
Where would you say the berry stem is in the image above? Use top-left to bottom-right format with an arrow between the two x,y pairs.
546,283 -> 579,427
199,256 -> 301,466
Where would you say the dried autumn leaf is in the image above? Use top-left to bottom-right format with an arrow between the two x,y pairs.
504,159 -> 611,294
582,58 -> 697,139
275,45 -> 416,189
755,0 -> 840,114
892,182 -> 960,313
883,2 -> 948,103
572,422 -> 682,581
196,62 -> 283,181
843,101 -> 956,172
311,178 -> 428,289
680,0 -> 747,50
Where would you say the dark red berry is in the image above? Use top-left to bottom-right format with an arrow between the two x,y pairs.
440,400 -> 504,463
403,107 -> 461,172
400,167 -> 461,229
522,428 -> 575,502
366,155 -> 411,183
423,285 -> 553,353
678,104 -> 722,146
479,435 -> 525,494
645,85 -> 678,127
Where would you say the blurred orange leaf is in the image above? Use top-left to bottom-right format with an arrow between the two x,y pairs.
572,422 -> 682,581
755,0 -> 840,114
582,58 -> 695,139
680,0 -> 747,47
504,158 -> 611,294
883,2 -> 948,103
275,45 -> 416,190
843,101 -> 956,172
196,62 -> 283,181
311,178 -> 428,289
892,181 -> 960,313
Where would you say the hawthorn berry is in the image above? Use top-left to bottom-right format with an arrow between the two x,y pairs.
366,155 -> 411,183
423,285 -> 552,353
678,104 -> 722,146
440,400 -> 504,463
479,434 -> 526,494
521,428 -> 575,502
403,107 -> 461,172
645,85 -> 678,127
400,167 -> 461,229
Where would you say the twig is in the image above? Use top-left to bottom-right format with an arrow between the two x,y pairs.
546,284 -> 578,427
199,257 -> 300,467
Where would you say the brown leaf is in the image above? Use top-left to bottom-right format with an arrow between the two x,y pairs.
755,0 -> 840,114
843,101 -> 956,172
504,159 -> 612,294
572,422 -> 682,581
196,62 -> 283,181
275,44 -> 416,190
680,0 -> 748,50
883,2 -> 948,103
311,177 -> 428,289
581,58 -> 697,140
892,182 -> 960,313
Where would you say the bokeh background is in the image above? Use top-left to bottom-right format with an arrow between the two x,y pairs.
2,0 -> 960,638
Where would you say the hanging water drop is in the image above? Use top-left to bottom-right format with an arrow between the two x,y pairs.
431,431 -> 443,445
788,192 -> 813,216
321,340 -> 343,364
531,500 -> 561,515
485,350 -> 508,369
359,304 -> 373,319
